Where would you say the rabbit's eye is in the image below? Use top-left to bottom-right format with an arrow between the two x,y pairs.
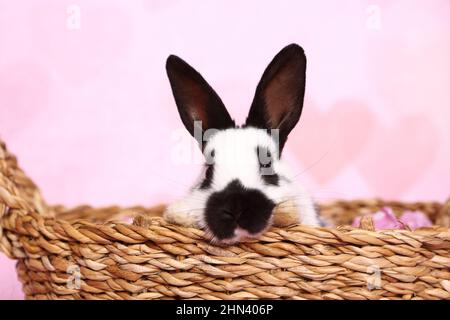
205,149 -> 215,165
259,152 -> 272,169
256,146 -> 279,186
256,146 -> 273,169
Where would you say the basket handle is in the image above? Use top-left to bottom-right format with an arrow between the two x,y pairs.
0,139 -> 49,257
0,139 -> 47,218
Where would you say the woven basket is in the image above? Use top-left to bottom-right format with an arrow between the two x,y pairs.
0,140 -> 449,300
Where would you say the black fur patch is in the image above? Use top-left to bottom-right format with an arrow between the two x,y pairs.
199,164 -> 214,189
262,173 -> 279,186
204,179 -> 275,241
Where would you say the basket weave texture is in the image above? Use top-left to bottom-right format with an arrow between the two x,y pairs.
0,140 -> 449,300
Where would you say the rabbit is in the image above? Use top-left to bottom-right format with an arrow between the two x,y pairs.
163,43 -> 321,244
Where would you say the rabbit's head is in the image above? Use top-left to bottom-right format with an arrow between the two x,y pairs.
166,44 -> 307,243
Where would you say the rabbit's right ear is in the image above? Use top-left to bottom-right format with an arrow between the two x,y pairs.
166,55 -> 234,146
246,44 -> 307,153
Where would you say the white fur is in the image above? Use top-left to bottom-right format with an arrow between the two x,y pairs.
164,127 -> 320,237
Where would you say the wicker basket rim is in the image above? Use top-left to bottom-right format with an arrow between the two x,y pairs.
1,138 -> 449,251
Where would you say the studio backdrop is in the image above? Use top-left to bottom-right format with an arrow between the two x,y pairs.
0,0 -> 449,299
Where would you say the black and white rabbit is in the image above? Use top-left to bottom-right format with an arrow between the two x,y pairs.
164,43 -> 320,244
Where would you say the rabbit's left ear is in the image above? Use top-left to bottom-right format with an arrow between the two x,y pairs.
246,44 -> 307,152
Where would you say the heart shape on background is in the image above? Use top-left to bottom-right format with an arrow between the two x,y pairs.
290,99 -> 375,184
356,115 -> 439,198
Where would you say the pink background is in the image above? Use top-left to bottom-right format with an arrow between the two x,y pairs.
1,0 -> 449,299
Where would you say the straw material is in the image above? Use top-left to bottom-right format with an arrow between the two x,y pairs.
0,139 -> 449,300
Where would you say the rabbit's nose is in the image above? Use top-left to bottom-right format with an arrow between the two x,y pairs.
222,208 -> 241,220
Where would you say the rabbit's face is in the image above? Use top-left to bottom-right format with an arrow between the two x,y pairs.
199,128 -> 280,243
166,43 -> 307,243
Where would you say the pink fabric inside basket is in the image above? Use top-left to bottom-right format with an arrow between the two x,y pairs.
352,207 -> 433,230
